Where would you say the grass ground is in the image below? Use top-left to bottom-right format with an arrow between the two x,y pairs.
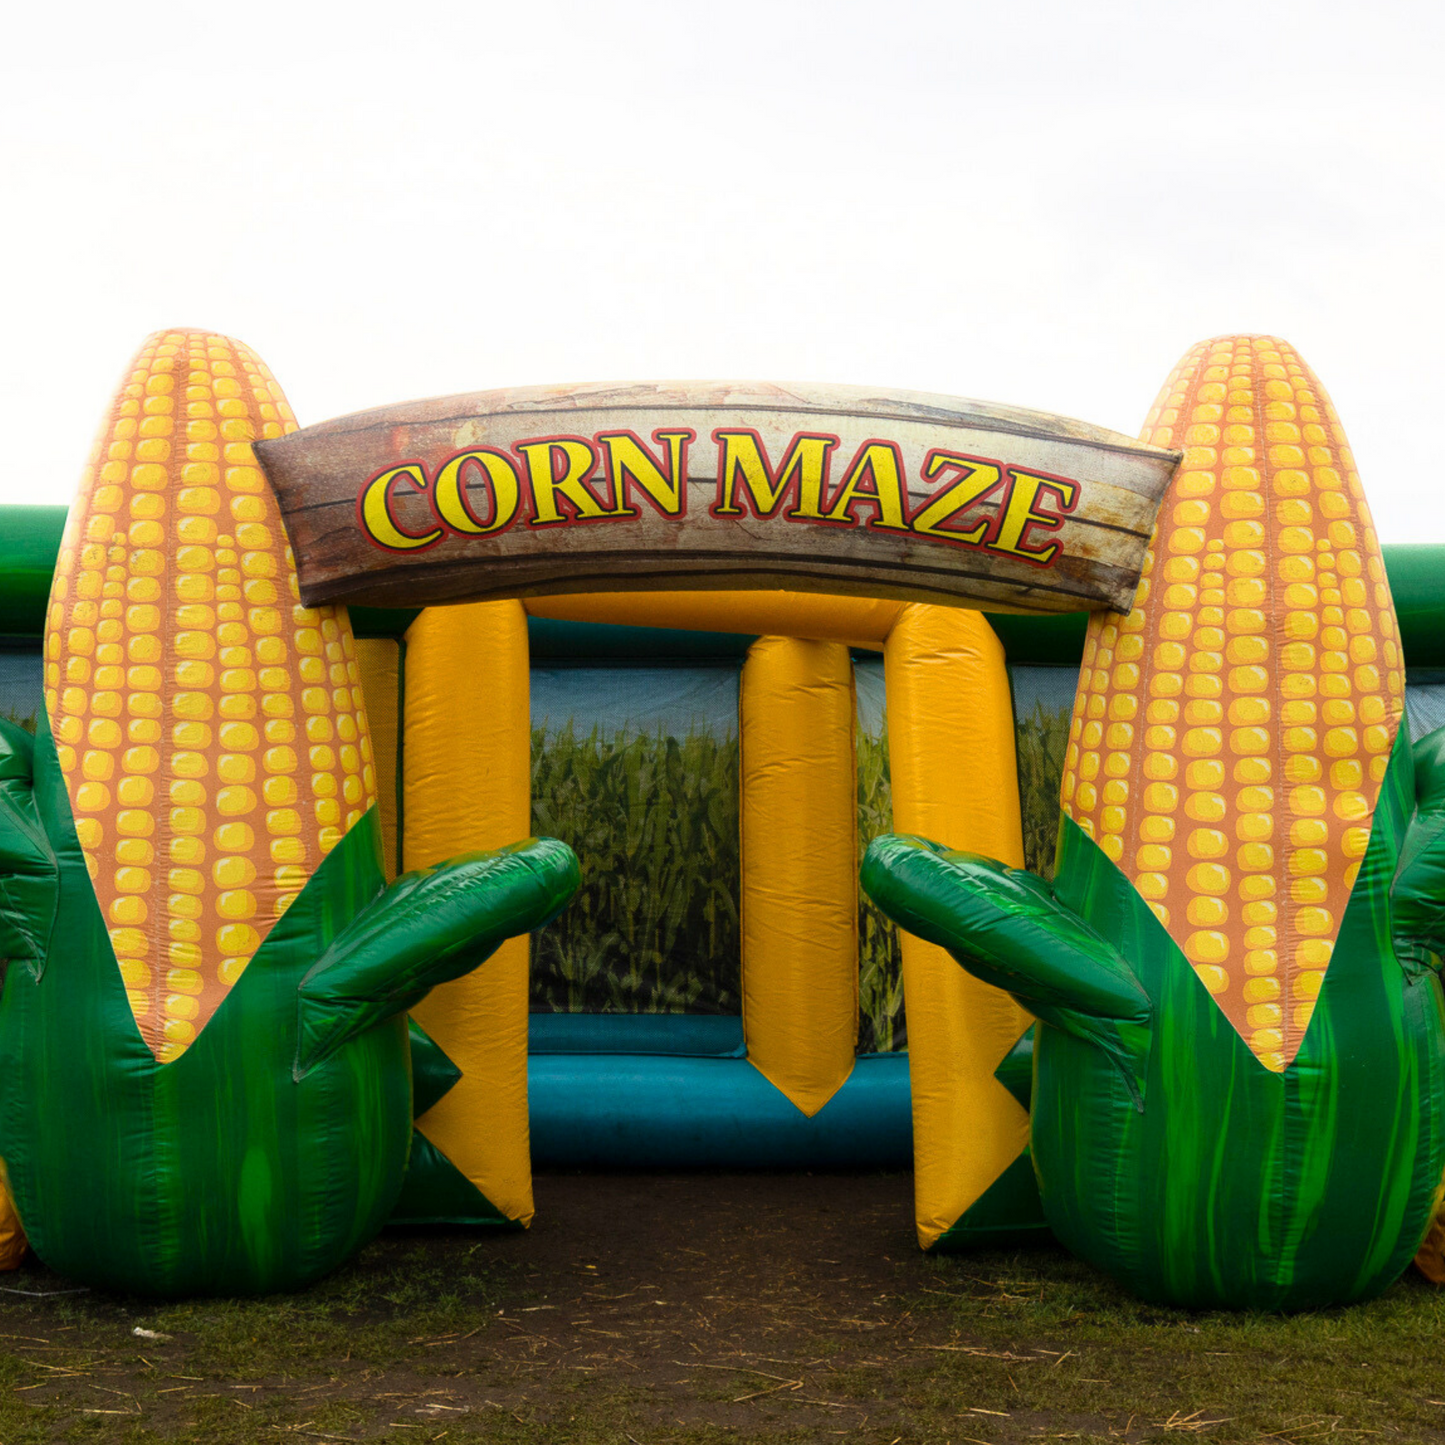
3,1171 -> 1443,1444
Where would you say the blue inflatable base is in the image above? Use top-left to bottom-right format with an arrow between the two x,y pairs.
528,1052 -> 913,1169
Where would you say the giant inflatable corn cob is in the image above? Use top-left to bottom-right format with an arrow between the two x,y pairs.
0,331 -> 579,1296
863,335 -> 1445,1309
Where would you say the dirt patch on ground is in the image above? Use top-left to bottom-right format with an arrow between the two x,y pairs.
4,1171 -> 1445,1443
470,1169 -> 938,1429
1,1171 -> 968,1440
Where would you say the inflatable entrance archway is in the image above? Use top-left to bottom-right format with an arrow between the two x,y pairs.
4,328 -> 1445,1311
388,589 -> 1031,1248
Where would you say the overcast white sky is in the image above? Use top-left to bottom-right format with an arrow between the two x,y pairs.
2,0 -> 1441,537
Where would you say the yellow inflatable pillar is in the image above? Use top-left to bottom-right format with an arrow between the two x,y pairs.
739,637 -> 858,1115
401,601 -> 534,1226
883,605 -> 1032,1248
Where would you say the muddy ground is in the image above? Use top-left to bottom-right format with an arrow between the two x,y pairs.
3,1170 -> 1444,1443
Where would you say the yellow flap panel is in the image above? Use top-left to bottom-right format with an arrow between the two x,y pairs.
883,604 -> 1032,1248
401,601 -> 533,1226
740,637 -> 858,1115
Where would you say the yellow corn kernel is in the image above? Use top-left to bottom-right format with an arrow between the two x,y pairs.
215,786 -> 258,816
1194,963 -> 1229,993
1184,930 -> 1231,965
217,922 -> 262,954
168,892 -> 203,921
217,890 -> 257,920
212,855 -> 258,888
217,754 -> 257,785
165,993 -> 200,1021
118,960 -> 152,990
162,1018 -> 197,1047
1247,1002 -> 1283,1031
1187,863 -> 1231,896
214,955 -> 247,987
75,781 -> 111,811
1187,896 -> 1229,927
1243,976 -> 1279,1004
109,895 -> 147,925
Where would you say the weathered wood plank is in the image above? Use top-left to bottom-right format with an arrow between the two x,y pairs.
255,381 -> 1179,615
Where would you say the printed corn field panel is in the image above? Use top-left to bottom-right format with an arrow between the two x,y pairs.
1407,675 -> 1445,741
529,666 -> 742,1014
855,659 -> 905,1053
1010,665 -> 1077,881
0,649 -> 41,734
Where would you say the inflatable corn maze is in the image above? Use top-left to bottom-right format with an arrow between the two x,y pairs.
2,328 -> 1445,1309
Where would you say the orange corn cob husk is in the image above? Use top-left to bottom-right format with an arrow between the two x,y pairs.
45,330 -> 378,1062
1059,335 -> 1404,1072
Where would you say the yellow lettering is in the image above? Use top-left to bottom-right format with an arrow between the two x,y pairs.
433,449 -> 521,535
711,430 -> 837,519
516,439 -> 616,525
358,464 -> 442,551
989,468 -> 1078,564
599,429 -> 694,518
822,442 -> 909,530
909,452 -> 1003,545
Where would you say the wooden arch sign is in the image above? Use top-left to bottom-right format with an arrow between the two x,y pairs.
254,381 -> 1180,615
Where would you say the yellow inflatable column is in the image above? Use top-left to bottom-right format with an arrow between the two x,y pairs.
401,601 -> 534,1226
739,637 -> 858,1115
353,638 -> 401,882
883,605 -> 1031,1248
